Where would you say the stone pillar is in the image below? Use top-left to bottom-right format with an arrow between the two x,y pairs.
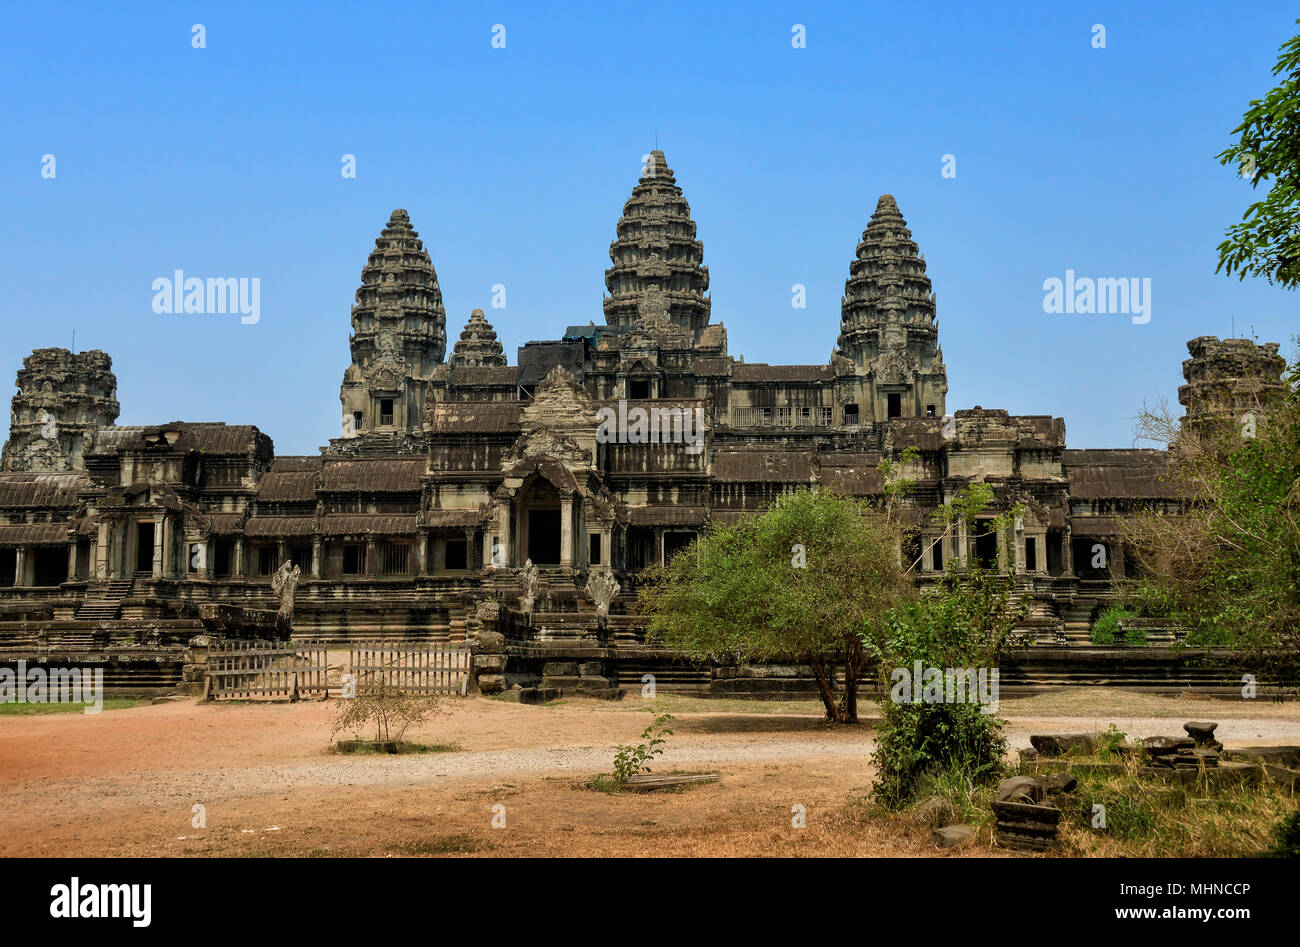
482,529 -> 494,568
655,529 -> 665,566
560,496 -> 573,568
14,547 -> 27,587
66,541 -> 78,582
311,538 -> 322,579
95,520 -> 109,580
416,529 -> 429,575
498,501 -> 511,568
233,538 -> 245,579
1111,539 -> 1126,580
152,513 -> 165,579
1062,527 -> 1074,577
365,538 -> 377,578
202,540 -> 213,579
601,529 -> 612,568
277,540 -> 287,568
997,526 -> 1009,573
957,519 -> 969,568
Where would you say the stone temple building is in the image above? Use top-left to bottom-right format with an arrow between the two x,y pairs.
0,151 -> 1287,690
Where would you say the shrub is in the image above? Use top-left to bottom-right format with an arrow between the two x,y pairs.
1091,604 -> 1136,645
866,568 -> 1022,810
1269,810 -> 1300,857
611,714 -> 675,785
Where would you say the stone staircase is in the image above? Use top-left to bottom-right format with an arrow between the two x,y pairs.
75,578 -> 134,620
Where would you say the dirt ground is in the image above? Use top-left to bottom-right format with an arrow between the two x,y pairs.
2,688 -> 1298,858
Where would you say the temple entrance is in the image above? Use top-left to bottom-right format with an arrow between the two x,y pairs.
527,509 -> 561,565
973,521 -> 998,568
135,522 -> 155,574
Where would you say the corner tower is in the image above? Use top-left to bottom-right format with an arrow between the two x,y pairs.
1,348 -> 119,472
337,209 -> 447,446
834,195 -> 947,421
603,150 -> 711,340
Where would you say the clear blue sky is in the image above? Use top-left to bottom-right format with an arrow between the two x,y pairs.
3,1 -> 1295,455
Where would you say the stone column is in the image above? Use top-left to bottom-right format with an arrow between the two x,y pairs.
601,529 -> 612,568
957,519 -> 969,568
498,501 -> 511,568
997,526 -> 1009,573
655,529 -> 665,566
416,529 -> 429,575
233,538 -> 245,579
311,538 -> 322,579
14,547 -> 27,587
365,538 -> 377,578
66,541 -> 78,582
277,540 -> 287,569
152,513 -> 165,579
560,496 -> 573,568
482,529 -> 494,569
1111,539 -> 1126,580
95,520 -> 109,580
1062,527 -> 1074,577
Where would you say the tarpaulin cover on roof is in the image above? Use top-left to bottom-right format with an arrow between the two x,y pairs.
517,341 -> 584,388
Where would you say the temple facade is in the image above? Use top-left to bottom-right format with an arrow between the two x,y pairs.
0,151 -> 1284,669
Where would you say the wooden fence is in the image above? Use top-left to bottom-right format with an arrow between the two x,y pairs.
205,639 -> 329,701
350,643 -> 470,696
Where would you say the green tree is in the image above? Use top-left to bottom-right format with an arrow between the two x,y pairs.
1217,20 -> 1300,288
639,488 -> 913,723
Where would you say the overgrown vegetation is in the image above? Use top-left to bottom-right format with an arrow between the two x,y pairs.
1090,604 -> 1142,646
1127,353 -> 1300,687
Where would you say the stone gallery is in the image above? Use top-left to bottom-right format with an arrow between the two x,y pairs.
0,151 -> 1287,692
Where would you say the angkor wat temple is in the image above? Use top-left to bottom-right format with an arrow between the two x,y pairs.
0,151 -> 1288,692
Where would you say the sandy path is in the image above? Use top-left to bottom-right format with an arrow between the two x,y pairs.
1,692 -> 1297,857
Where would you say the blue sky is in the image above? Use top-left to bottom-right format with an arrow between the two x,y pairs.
3,1 -> 1295,455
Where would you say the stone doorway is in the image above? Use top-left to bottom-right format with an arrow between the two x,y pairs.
527,509 -> 561,565
135,521 -> 155,574
973,521 -> 998,568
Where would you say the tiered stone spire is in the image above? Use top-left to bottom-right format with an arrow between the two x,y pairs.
604,150 -> 711,339
833,195 -> 946,420
835,195 -> 938,360
451,309 -> 507,367
349,209 -> 446,369
336,209 -> 447,446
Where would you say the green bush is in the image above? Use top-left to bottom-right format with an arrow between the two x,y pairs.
1091,604 -> 1137,645
1269,810 -> 1300,857
866,568 -> 1020,810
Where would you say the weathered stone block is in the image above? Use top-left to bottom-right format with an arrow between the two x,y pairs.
474,654 -> 506,672
996,776 -> 1045,804
475,630 -> 505,654
932,824 -> 974,849
543,662 -> 578,677
477,673 -> 505,694
1030,734 -> 1095,757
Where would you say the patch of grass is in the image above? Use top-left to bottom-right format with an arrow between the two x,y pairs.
0,697 -> 148,716
328,740 -> 462,755
395,834 -> 495,856
1017,740 -> 1299,856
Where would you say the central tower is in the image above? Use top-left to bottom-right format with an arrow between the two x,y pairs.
834,195 -> 947,421
337,209 -> 447,447
603,150 -> 711,340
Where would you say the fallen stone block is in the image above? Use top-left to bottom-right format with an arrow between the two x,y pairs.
1030,734 -> 1095,757
1221,746 -> 1300,769
1183,720 -> 1219,744
996,776 -> 1045,804
1142,736 -> 1196,755
1044,772 -> 1078,794
932,824 -> 975,849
